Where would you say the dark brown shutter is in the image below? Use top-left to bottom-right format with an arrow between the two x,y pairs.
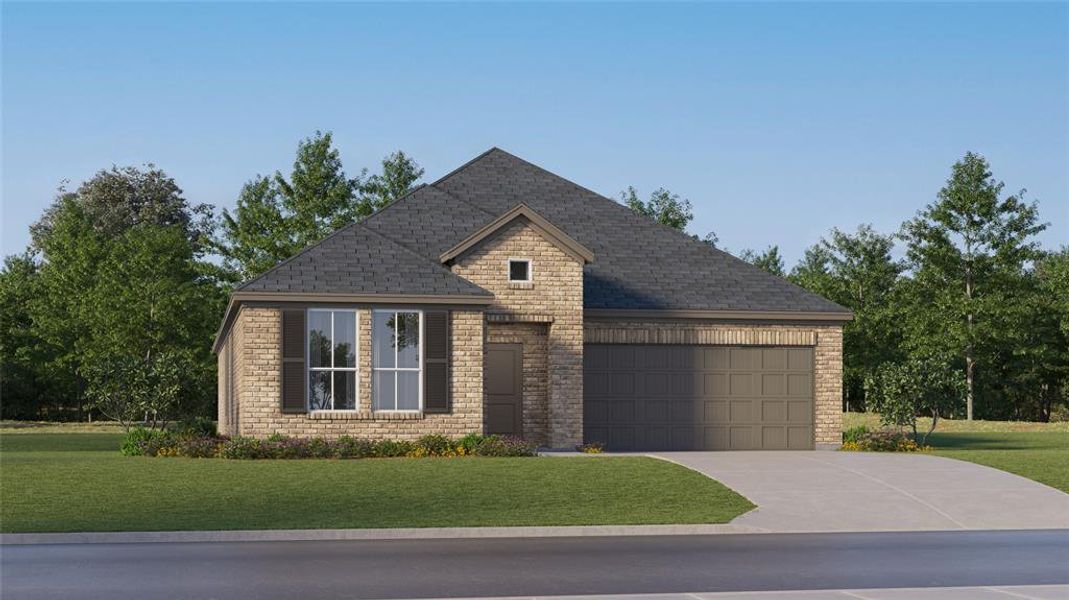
423,310 -> 450,413
280,309 -> 307,414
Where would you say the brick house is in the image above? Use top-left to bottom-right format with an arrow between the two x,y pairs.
214,148 -> 851,450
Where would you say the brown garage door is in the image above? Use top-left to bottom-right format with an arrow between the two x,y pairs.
584,345 -> 814,451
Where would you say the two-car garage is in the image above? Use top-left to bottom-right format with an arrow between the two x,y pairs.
583,344 -> 816,451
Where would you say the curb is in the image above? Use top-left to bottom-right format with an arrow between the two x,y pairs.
0,524 -> 768,545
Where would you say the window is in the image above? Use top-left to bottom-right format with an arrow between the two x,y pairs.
372,310 -> 422,411
307,309 -> 358,411
508,258 -> 531,282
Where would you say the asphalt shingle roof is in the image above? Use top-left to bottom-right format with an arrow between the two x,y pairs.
235,220 -> 492,297
244,147 -> 846,314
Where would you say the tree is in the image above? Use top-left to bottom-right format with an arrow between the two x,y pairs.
215,132 -> 424,280
790,225 -> 904,410
620,186 -> 693,231
80,225 -> 225,420
865,356 -> 966,445
363,150 -> 425,211
739,246 -> 785,276
30,165 -> 213,256
14,166 -> 224,421
900,152 -> 1047,419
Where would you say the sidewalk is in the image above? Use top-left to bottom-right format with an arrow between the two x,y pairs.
412,586 -> 1069,600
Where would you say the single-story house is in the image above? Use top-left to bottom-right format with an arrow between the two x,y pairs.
214,148 -> 851,450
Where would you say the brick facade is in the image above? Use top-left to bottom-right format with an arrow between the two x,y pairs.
584,320 -> 844,448
220,305 -> 484,439
451,219 -> 585,448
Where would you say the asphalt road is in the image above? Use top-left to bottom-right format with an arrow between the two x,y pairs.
2,530 -> 1068,600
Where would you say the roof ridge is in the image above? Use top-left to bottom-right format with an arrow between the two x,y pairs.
357,182 -> 429,227
427,183 -> 496,217
430,146 -> 501,187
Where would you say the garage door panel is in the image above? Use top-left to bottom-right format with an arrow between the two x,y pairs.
761,426 -> 786,449
585,344 -> 814,451
787,400 -> 810,423
788,348 -> 813,371
644,400 -> 668,421
644,372 -> 670,395
787,426 -> 813,449
762,348 -> 787,370
761,373 -> 786,396
761,399 -> 787,422
787,374 -> 811,397
729,373 -> 754,396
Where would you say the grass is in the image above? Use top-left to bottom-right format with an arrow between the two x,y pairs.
0,432 -> 754,533
844,412 -> 1069,493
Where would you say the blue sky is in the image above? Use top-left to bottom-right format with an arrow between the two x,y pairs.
3,2 -> 1066,264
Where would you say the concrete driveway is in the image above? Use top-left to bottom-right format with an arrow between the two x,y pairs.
653,451 -> 1069,532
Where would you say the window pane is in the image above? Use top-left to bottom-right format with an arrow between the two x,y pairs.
373,371 -> 396,411
333,371 -> 356,410
397,312 -> 420,368
309,371 -> 332,411
397,371 -> 420,410
308,311 -> 332,369
373,312 -> 395,369
509,260 -> 529,281
333,311 -> 356,368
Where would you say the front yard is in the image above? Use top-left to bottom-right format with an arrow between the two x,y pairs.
844,412 -> 1069,493
0,431 -> 754,533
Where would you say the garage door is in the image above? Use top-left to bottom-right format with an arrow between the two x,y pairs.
584,345 -> 814,451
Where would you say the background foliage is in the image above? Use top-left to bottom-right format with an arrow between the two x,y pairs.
2,142 -> 1065,424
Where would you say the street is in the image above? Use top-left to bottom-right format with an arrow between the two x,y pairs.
2,530 -> 1068,599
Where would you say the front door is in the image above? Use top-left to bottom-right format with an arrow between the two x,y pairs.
485,343 -> 523,437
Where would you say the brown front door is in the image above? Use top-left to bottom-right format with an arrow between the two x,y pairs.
485,343 -> 522,437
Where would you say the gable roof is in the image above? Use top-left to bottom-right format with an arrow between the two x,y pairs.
439,203 -> 594,264
233,218 -> 492,300
222,145 -> 850,348
367,147 -> 850,316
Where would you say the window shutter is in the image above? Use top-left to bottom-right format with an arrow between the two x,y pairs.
280,309 -> 307,414
423,310 -> 450,413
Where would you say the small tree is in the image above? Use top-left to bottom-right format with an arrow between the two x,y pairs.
83,351 -> 185,430
865,356 -> 966,445
620,186 -> 694,231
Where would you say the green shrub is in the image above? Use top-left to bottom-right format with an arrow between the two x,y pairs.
842,429 -> 923,452
373,439 -> 414,458
120,427 -> 172,456
471,435 -> 536,457
219,437 -> 264,459
334,436 -> 374,459
842,425 -> 870,445
456,432 -> 485,455
416,434 -> 455,457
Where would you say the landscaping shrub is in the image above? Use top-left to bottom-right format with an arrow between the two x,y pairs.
841,429 -> 924,452
576,441 -> 604,454
842,425 -> 870,445
172,417 -> 217,438
124,432 -> 538,459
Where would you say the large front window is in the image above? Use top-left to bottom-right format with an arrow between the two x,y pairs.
372,310 -> 421,411
308,309 -> 358,411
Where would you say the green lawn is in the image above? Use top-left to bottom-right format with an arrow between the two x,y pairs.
843,412 -> 1069,494
0,433 -> 754,533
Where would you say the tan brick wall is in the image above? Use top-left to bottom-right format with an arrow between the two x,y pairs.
486,322 -> 549,446
585,320 -> 844,448
451,219 -> 585,448
228,305 -> 483,440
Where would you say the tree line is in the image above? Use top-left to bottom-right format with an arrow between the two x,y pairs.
2,138 -> 1066,424
627,152 -> 1068,421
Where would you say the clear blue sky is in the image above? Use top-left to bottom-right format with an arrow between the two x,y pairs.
3,2 -> 1066,264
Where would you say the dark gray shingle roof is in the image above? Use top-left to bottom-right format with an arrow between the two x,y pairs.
382,148 -> 847,313
243,147 -> 846,314
235,220 -> 491,298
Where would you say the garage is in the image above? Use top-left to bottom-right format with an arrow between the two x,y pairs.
583,344 -> 814,451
